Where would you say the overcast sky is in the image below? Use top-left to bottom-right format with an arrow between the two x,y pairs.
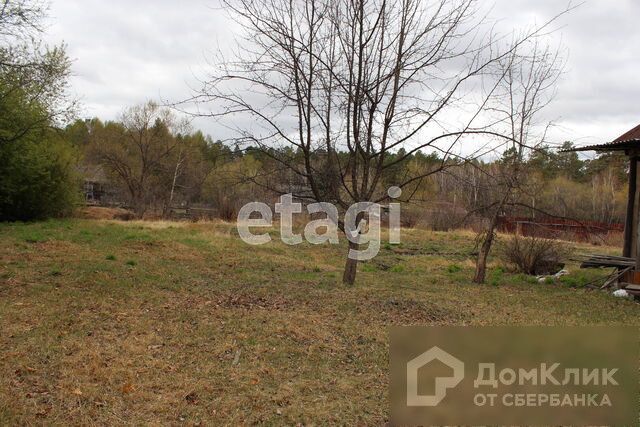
45,0 -> 640,153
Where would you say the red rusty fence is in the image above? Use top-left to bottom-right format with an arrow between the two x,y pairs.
497,216 -> 623,242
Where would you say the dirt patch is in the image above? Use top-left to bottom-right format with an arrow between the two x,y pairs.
361,297 -> 464,324
33,240 -> 80,252
100,219 -> 191,230
76,207 -> 135,221
214,292 -> 292,311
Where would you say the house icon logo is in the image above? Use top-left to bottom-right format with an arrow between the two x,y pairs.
406,346 -> 464,406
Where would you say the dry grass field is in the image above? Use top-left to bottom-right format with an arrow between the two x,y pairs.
1,219 -> 638,424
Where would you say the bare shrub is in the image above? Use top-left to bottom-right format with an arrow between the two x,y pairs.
429,208 -> 466,231
601,231 -> 623,248
217,197 -> 239,222
77,206 -> 135,221
501,235 -> 572,276
401,208 -> 423,228
114,211 -> 136,221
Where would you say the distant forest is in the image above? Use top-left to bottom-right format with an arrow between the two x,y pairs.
2,0 -> 627,230
66,104 -> 628,227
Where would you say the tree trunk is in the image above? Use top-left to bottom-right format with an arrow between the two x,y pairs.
474,213 -> 499,284
342,240 -> 359,285
134,203 -> 147,219
165,150 -> 185,219
130,191 -> 146,219
473,234 -> 492,284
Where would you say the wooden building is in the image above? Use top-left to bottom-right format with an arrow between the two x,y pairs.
564,123 -> 640,283
79,165 -> 115,205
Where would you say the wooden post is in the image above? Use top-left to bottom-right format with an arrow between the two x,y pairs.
636,197 -> 640,272
636,166 -> 640,272
634,155 -> 640,273
623,156 -> 637,257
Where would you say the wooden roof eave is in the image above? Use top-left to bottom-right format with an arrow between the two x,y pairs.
560,139 -> 640,154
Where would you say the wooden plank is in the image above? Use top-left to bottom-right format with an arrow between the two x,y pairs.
581,260 -> 634,268
586,255 -> 634,260
584,259 -> 634,264
601,267 -> 633,290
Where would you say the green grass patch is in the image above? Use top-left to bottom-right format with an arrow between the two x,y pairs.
0,218 -> 636,425
447,264 -> 462,273
389,264 -> 405,273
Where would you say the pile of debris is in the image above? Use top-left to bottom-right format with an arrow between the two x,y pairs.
537,269 -> 570,283
575,254 -> 640,299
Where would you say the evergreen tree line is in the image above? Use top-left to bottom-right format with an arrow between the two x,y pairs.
0,1 -> 628,226
60,107 -> 629,227
1,87 -> 628,226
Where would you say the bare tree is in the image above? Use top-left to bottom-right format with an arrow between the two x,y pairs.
472,41 -> 564,283
167,142 -> 187,213
90,102 -> 188,217
0,0 -> 76,144
0,0 -> 46,41
189,0 -> 566,285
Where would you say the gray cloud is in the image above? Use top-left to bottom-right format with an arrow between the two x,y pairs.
492,0 -> 640,145
46,0 -> 640,148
